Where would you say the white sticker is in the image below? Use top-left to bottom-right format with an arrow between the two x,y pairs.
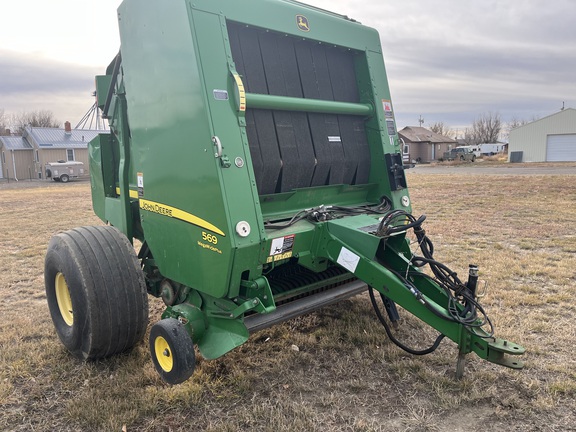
337,247 -> 360,273
270,237 -> 286,255
328,136 -> 342,143
137,172 -> 144,197
267,235 -> 295,263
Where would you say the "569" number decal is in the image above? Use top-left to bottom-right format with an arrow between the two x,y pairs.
202,231 -> 218,245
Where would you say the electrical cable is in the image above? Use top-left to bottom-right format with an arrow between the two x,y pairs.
368,286 -> 445,355
264,196 -> 392,230
372,209 -> 495,340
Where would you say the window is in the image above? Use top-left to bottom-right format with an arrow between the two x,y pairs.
35,150 -> 40,162
66,149 -> 75,161
1,152 -> 5,164
403,144 -> 409,155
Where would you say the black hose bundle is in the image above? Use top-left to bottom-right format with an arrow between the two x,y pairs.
370,209 -> 494,355
264,196 -> 392,230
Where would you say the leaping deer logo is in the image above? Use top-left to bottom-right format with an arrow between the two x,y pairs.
296,15 -> 310,32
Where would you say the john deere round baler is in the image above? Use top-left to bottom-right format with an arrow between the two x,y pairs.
45,0 -> 524,384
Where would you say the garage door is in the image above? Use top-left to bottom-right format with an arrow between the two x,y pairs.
546,134 -> 576,161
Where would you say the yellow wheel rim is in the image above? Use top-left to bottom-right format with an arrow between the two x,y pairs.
55,272 -> 74,326
155,336 -> 174,372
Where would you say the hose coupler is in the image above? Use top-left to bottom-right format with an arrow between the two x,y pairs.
467,264 -> 479,297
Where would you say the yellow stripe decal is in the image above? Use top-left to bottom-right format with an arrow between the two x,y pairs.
139,198 -> 225,237
233,73 -> 246,112
115,187 -> 139,199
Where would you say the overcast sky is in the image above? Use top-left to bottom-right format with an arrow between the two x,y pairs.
1,0 -> 574,135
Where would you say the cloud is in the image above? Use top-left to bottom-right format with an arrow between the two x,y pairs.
0,50 -> 98,95
308,0 -> 576,128
0,50 -> 99,123
1,0 -> 575,132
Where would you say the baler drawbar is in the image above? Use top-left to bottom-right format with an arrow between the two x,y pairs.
45,0 -> 524,384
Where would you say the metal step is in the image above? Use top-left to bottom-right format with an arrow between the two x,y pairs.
244,280 -> 367,333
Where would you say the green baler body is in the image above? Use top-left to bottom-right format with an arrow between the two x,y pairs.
89,0 -> 525,369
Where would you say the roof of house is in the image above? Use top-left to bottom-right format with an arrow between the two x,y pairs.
23,126 -> 105,149
0,136 -> 33,151
399,126 -> 457,144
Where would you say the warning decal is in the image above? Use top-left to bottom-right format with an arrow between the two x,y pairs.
267,235 -> 295,263
382,99 -> 393,118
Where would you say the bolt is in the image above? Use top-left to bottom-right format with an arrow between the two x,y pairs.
253,299 -> 259,305
163,349 -> 170,357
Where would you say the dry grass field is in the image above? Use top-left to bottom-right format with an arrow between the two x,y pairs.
1,167 -> 575,431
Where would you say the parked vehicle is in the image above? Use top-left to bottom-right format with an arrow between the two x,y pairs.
45,161 -> 85,183
479,143 -> 506,156
466,145 -> 482,157
441,147 -> 476,162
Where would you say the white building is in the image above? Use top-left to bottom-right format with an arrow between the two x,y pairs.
508,108 -> 576,162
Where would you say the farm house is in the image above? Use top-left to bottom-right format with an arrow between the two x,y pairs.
0,123 -> 105,181
398,126 -> 457,163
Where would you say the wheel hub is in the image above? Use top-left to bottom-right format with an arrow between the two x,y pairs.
155,336 -> 174,372
55,272 -> 73,326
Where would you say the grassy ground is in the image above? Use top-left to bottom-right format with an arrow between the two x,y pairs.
1,172 -> 575,432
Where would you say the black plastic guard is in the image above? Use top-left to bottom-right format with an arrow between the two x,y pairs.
385,153 -> 407,190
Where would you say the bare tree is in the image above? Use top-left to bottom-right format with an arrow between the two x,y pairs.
469,112 -> 502,144
11,110 -> 61,134
508,117 -> 529,131
428,121 -> 453,138
0,108 -> 8,135
461,128 -> 474,145
501,116 -> 530,141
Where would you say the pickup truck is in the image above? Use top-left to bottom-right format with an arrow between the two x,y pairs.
441,147 -> 476,162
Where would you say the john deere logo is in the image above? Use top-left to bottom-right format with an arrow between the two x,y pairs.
296,15 -> 310,32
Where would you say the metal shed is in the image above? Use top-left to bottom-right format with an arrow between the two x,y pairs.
0,136 -> 34,181
508,108 -> 576,162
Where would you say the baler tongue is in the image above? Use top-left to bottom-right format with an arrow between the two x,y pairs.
316,214 -> 525,377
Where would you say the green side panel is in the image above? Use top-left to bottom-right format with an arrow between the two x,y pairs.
89,133 -> 117,222
117,0 -> 257,298
196,317 -> 249,360
95,75 -> 112,110
89,135 -> 106,221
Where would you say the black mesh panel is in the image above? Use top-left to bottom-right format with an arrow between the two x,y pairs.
228,22 -> 370,194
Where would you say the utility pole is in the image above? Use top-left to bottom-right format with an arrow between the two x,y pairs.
418,115 -> 424,126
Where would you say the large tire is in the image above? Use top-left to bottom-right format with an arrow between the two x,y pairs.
60,174 -> 69,183
149,318 -> 196,385
45,226 -> 148,360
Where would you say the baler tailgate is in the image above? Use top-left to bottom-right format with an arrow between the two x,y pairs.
228,22 -> 371,194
